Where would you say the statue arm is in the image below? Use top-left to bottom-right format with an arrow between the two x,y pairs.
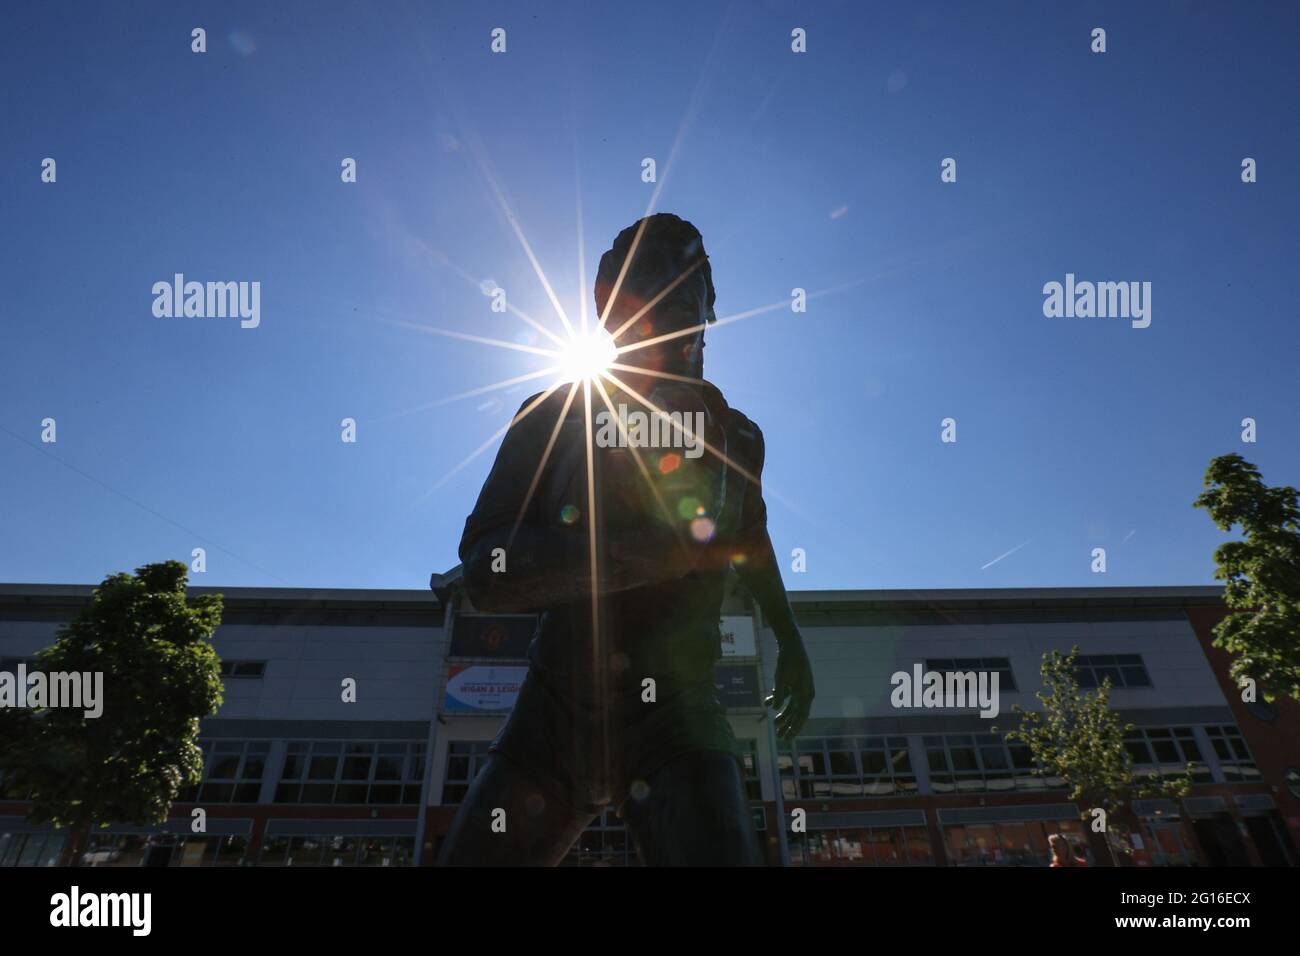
727,422 -> 815,739
733,524 -> 801,645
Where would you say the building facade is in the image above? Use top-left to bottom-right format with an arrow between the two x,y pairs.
1,577 -> 1296,867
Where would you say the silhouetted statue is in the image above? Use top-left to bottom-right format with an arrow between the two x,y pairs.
439,213 -> 814,866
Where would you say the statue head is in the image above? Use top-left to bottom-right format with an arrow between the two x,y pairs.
594,213 -> 715,380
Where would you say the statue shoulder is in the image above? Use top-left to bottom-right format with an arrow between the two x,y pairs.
507,389 -> 579,432
514,389 -> 569,417
723,406 -> 766,472
699,382 -> 766,463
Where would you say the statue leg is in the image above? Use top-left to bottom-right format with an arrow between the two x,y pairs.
619,749 -> 762,866
437,751 -> 596,866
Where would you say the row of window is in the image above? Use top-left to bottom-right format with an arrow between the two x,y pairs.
926,659 -> 1019,691
71,833 -> 414,867
0,824 -> 1076,868
0,816 -> 1247,868
791,825 -> 934,866
777,734 -> 1062,798
777,727 -> 1255,798
3,655 -> 1156,688
79,833 -> 249,867
944,819 -> 1090,867
211,654 -> 1152,691
558,808 -> 643,867
178,740 -> 427,805
788,815 -> 1209,867
922,654 -> 1153,692
275,741 -> 425,805
0,830 -> 65,867
778,736 -> 918,798
785,819 -> 1091,867
4,724 -> 1258,810
258,834 -> 415,867
1123,726 -> 1259,783
0,657 -> 268,678
789,819 -> 1106,868
444,727 -> 1254,806
924,734 -> 1062,794
218,660 -> 266,678
1125,727 -> 1212,783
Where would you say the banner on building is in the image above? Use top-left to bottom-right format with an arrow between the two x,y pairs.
449,614 -> 535,660
444,665 -> 527,712
719,615 -> 757,657
714,663 -> 762,708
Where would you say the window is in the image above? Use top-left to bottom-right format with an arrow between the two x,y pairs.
258,834 -> 414,867
80,834 -> 251,867
179,835 -> 248,867
1286,767 -> 1300,801
562,808 -> 636,867
944,818 -> 1088,866
779,736 -> 917,800
218,660 -> 267,678
276,741 -> 425,805
926,657 -> 1017,692
78,834 -> 150,867
924,734 -> 1061,794
1074,654 -> 1151,689
177,740 -> 270,803
1203,725 -> 1259,782
440,741 -> 493,804
737,739 -> 762,801
1133,819 -> 1197,867
1124,727 -> 1212,784
0,831 -> 66,867
790,826 -> 933,866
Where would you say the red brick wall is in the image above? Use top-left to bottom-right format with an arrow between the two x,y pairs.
1185,604 -> 1300,857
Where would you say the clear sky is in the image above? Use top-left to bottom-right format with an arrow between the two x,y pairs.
2,1 -> 1297,592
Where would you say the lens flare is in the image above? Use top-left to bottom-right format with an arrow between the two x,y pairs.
690,516 -> 716,542
555,327 -> 617,383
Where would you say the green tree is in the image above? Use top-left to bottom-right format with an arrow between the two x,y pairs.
1194,453 -> 1300,703
997,646 -> 1191,864
0,561 -> 223,865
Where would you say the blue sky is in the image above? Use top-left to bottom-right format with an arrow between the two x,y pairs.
2,1 -> 1297,592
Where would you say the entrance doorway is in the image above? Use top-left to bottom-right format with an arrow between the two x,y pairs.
1242,812 -> 1294,866
1191,813 -> 1252,866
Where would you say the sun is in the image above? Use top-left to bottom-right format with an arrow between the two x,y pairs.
555,326 -> 617,383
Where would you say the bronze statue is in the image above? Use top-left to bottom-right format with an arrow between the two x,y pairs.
439,214 -> 814,865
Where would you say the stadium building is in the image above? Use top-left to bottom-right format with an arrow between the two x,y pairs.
1,574 -> 1296,867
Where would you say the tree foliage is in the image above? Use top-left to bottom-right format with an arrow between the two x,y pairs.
0,561 -> 223,836
999,647 -> 1190,849
1194,453 -> 1300,703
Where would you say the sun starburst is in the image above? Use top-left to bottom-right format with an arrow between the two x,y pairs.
555,327 -> 617,384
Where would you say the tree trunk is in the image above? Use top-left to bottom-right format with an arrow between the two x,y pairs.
57,822 -> 90,867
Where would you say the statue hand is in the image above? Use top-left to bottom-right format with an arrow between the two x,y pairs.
765,635 -> 814,740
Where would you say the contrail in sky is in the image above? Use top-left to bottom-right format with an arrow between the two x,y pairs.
981,540 -> 1029,571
